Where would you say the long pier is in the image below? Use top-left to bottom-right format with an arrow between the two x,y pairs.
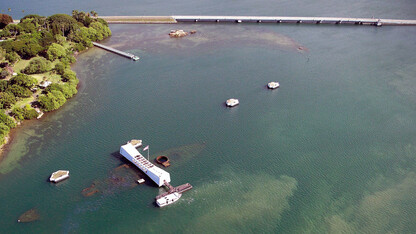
92,42 -> 139,60
98,15 -> 416,26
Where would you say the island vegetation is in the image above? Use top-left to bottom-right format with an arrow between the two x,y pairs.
0,10 -> 111,146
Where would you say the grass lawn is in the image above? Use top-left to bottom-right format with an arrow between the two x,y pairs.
31,71 -> 62,83
12,95 -> 36,109
13,59 -> 31,73
7,58 -> 63,110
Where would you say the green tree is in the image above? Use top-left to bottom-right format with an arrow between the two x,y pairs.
5,51 -> 20,63
1,37 -> 43,59
0,69 -> 9,79
61,69 -> 76,82
54,62 -> 66,75
20,14 -> 46,29
71,26 -> 93,47
0,80 -> 8,91
38,90 -> 66,111
6,84 -> 32,98
0,92 -> 16,108
9,73 -> 37,88
38,31 -> 55,48
22,104 -> 38,119
47,14 -> 79,36
18,18 -> 37,33
46,83 -> 77,99
72,10 -> 92,27
4,24 -> 22,37
11,107 -> 24,121
90,11 -> 98,17
0,111 -> 16,128
22,57 -> 51,74
46,43 -> 66,61
54,34 -> 66,45
0,123 -> 10,144
89,21 -> 110,39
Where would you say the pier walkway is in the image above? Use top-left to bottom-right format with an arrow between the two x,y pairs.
92,42 -> 139,60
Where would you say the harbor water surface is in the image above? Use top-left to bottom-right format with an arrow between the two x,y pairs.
1,1 -> 416,233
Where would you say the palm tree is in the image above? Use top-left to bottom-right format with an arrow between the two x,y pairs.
90,11 -> 98,17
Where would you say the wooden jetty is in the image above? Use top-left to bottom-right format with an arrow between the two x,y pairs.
92,42 -> 139,60
172,15 -> 416,26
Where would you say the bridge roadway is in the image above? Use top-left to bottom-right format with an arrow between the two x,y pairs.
97,15 -> 416,26
172,15 -> 416,26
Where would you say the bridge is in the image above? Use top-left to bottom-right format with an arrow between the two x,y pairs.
98,15 -> 416,26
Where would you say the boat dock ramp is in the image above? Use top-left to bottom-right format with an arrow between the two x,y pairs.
156,182 -> 193,200
92,42 -> 139,61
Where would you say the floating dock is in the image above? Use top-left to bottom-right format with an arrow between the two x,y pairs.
156,182 -> 193,200
92,42 -> 139,60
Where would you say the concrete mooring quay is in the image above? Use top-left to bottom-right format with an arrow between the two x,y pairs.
172,15 -> 416,26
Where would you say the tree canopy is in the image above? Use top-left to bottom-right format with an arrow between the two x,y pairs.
0,10 -> 112,144
9,73 -> 37,88
46,43 -> 66,61
0,92 -> 16,109
38,90 -> 66,111
47,14 -> 80,36
22,57 -> 51,74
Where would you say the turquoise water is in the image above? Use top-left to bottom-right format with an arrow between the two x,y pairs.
1,2 -> 416,233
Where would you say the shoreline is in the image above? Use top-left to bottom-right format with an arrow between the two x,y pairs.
0,52 -> 85,168
0,124 -> 18,165
0,13 -> 111,170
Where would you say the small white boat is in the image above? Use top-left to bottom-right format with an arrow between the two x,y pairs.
156,192 -> 182,207
226,99 -> 239,107
137,178 -> 145,184
49,170 -> 69,183
132,56 -> 140,61
267,82 -> 280,89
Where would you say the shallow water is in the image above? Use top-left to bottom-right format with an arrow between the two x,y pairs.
1,1 -> 416,233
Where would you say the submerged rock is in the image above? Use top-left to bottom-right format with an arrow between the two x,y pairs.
17,208 -> 40,223
169,30 -> 189,38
